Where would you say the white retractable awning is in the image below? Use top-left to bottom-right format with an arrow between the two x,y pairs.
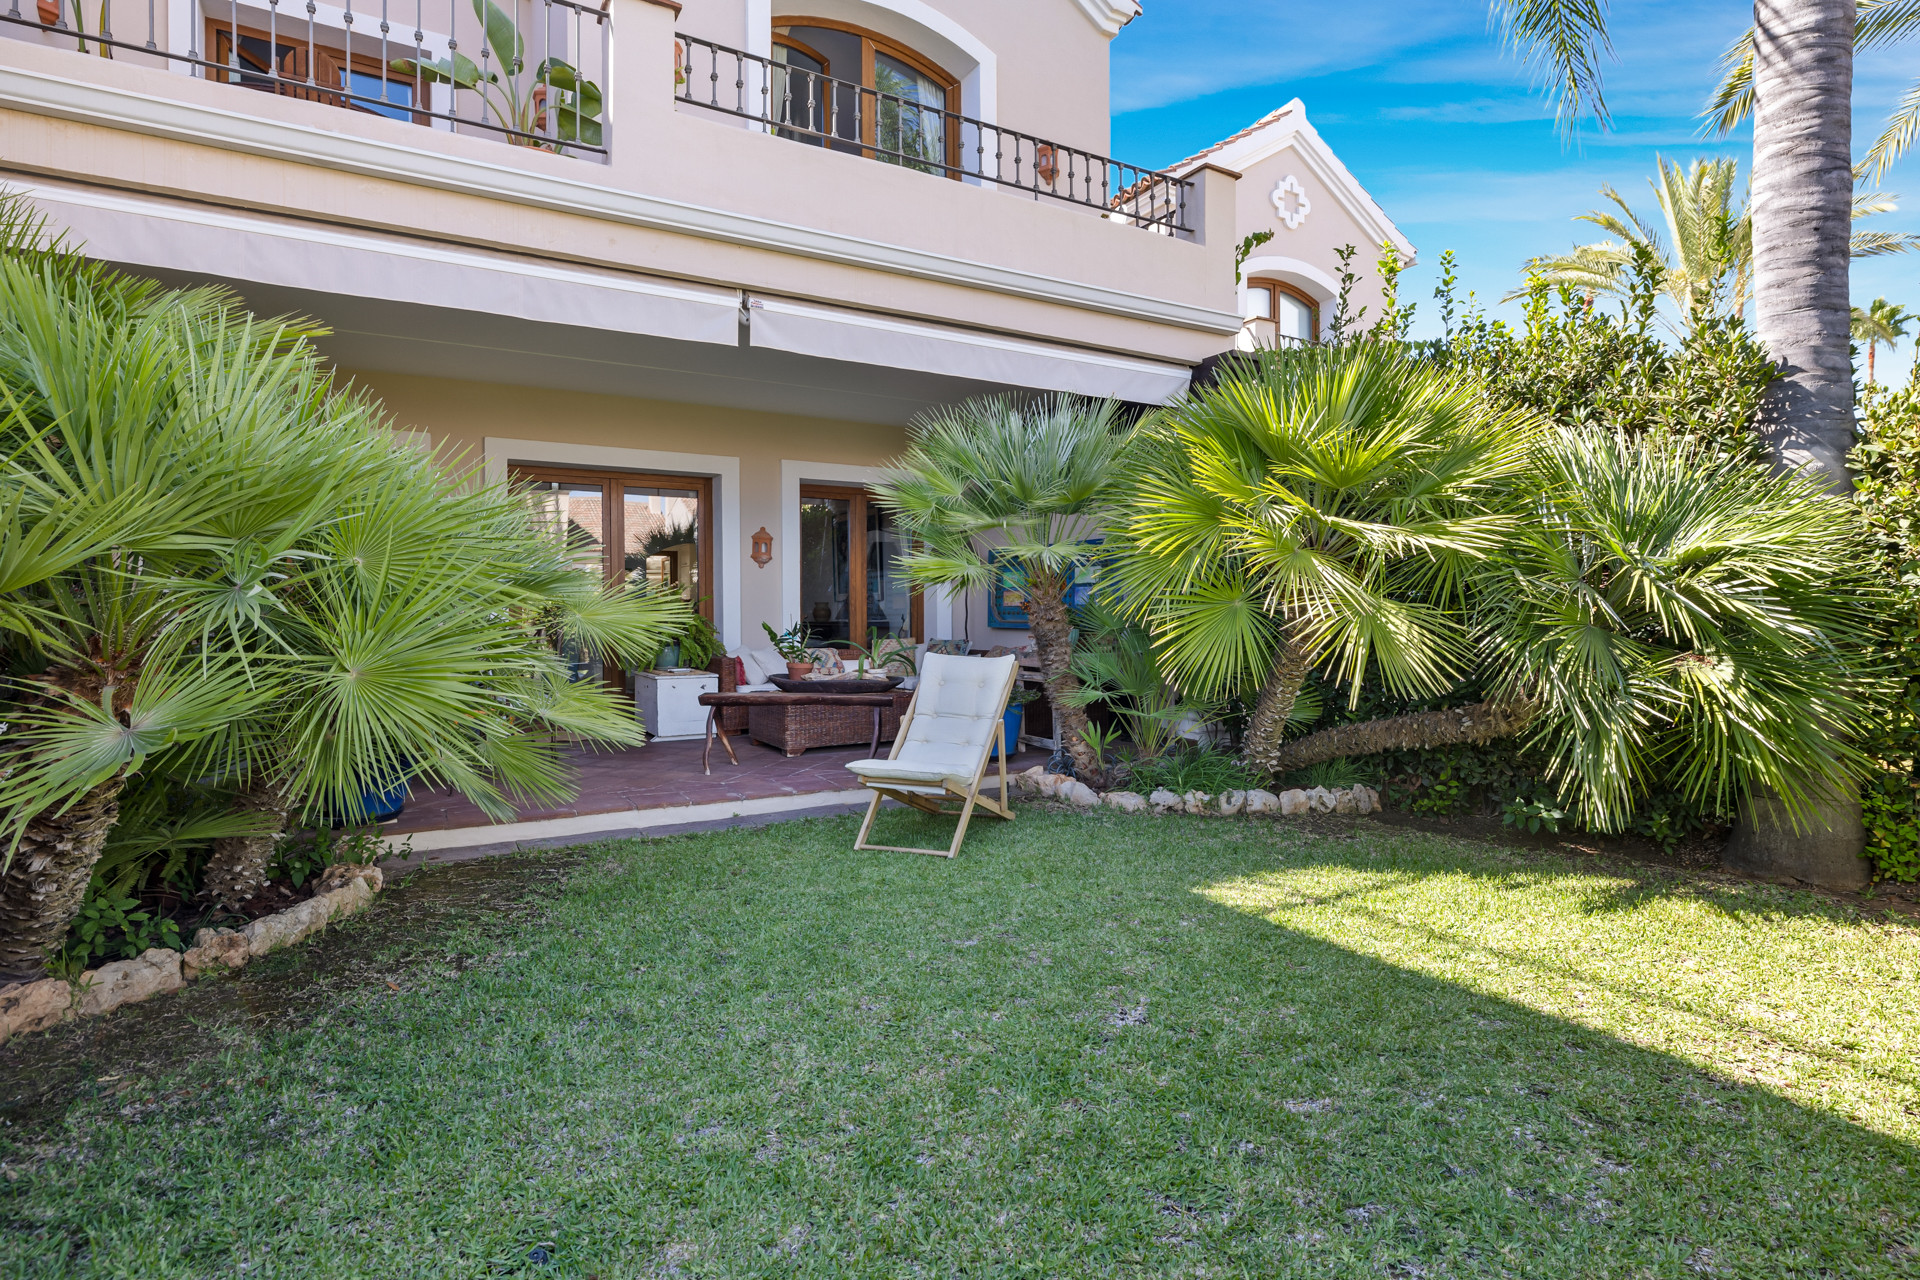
18,179 -> 744,347
747,296 -> 1192,403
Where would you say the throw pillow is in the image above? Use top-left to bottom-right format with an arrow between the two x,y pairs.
741,647 -> 780,683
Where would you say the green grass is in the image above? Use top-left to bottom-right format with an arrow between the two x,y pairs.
4,809 -> 1918,1277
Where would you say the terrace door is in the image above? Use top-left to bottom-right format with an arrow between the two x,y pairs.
798,484 -> 921,649
516,465 -> 712,687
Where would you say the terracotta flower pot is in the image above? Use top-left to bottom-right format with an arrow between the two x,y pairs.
785,661 -> 816,679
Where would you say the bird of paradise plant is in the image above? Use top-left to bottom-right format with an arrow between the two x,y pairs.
392,0 -> 603,149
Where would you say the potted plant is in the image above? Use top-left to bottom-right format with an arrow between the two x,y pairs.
997,687 -> 1039,761
762,621 -> 815,679
848,628 -> 918,681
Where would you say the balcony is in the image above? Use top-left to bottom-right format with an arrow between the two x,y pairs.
3,0 -> 612,157
1,2 -> 1191,235
1,0 -> 1238,380
672,33 -> 1190,236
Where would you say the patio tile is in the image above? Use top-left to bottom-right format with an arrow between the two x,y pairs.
385,738 -> 1051,834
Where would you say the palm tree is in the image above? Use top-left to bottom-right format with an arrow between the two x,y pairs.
1520,157 -> 1912,327
1519,157 -> 1753,322
0,216 -> 358,980
1491,0 -> 1865,877
190,457 -> 687,910
1851,296 -> 1913,384
0,204 -> 686,976
1270,431 -> 1880,832
1495,0 -> 1856,492
873,395 -> 1132,781
1708,2 -> 1920,185
1104,344 -> 1542,776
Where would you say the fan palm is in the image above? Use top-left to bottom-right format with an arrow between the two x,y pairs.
1270,431 -> 1881,832
1492,0 -> 1864,871
0,214 -> 369,979
1851,296 -> 1913,384
873,395 -> 1132,780
189,453 -> 688,910
1104,344 -> 1543,776
0,203 -> 686,976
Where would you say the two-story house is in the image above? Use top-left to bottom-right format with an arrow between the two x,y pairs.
1,0 -> 1410,667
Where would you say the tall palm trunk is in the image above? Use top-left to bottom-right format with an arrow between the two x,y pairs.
1023,570 -> 1100,780
1741,0 -> 1868,887
1752,0 -> 1855,490
0,775 -> 126,983
200,778 -> 292,910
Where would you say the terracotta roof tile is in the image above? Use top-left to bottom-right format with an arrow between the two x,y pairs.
1165,104 -> 1294,175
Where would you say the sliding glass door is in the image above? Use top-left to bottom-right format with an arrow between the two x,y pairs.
799,485 -> 921,648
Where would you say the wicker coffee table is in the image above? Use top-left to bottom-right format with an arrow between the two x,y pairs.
696,691 -> 903,774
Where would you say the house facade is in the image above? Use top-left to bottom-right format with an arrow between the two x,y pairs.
1,0 -> 1409,666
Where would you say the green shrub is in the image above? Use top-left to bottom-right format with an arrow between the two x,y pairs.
1850,378 -> 1920,881
1128,748 -> 1259,796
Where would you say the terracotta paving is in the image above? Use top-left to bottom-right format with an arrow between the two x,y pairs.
388,737 -> 1051,835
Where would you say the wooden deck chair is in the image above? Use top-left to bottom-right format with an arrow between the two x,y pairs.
845,652 -> 1020,858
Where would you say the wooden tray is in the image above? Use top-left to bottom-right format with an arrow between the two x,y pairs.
768,675 -> 902,694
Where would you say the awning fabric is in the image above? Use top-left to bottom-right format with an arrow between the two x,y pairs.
18,179 -> 744,346
748,296 -> 1192,403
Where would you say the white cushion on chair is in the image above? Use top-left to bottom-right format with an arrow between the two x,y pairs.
847,653 -> 1016,792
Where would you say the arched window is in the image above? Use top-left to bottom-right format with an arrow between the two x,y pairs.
1244,278 -> 1320,346
772,20 -> 959,175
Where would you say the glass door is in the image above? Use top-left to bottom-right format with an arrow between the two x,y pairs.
798,485 -> 921,650
517,465 -> 712,684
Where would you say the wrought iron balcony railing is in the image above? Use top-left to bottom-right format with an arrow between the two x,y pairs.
674,33 -> 1191,236
3,0 -> 610,158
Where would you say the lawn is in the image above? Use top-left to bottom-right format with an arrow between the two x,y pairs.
3,808 -> 1917,1278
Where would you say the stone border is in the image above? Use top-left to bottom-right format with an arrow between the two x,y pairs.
0,864 -> 384,1047
1010,767 -> 1381,818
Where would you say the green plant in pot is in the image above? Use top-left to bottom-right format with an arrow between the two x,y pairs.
762,621 -> 816,678
656,605 -> 720,671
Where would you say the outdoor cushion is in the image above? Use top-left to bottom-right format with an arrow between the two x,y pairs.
846,652 -> 1016,791
741,646 -> 785,684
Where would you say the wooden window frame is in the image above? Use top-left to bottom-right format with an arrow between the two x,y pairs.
775,17 -> 961,175
513,464 -> 714,616
208,20 -> 425,121
1248,277 -> 1321,343
799,483 -> 924,648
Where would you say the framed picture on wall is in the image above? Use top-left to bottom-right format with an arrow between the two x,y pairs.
986,543 -> 1103,629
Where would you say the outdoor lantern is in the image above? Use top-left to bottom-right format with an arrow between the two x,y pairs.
751,526 -> 773,567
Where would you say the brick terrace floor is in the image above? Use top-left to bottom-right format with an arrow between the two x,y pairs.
387,737 -> 1052,835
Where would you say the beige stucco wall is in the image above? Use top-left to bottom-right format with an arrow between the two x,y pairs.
359,371 -> 922,647
1229,147 -> 1399,338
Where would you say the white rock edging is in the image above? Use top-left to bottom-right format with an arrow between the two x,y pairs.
1021,776 -> 1382,823
0,863 -> 384,1046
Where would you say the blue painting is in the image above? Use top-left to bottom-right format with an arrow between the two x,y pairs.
987,543 -> 1103,629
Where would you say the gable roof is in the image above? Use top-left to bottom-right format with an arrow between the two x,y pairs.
1170,100 -> 1415,262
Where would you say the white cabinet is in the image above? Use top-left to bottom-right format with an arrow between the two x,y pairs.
634,669 -> 718,741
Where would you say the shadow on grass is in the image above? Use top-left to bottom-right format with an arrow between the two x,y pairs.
2,811 -> 1914,1276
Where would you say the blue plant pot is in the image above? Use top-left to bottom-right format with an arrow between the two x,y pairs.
356,777 -> 408,823
994,704 -> 1024,761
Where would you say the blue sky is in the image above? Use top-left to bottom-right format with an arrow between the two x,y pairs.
1109,0 -> 1920,373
